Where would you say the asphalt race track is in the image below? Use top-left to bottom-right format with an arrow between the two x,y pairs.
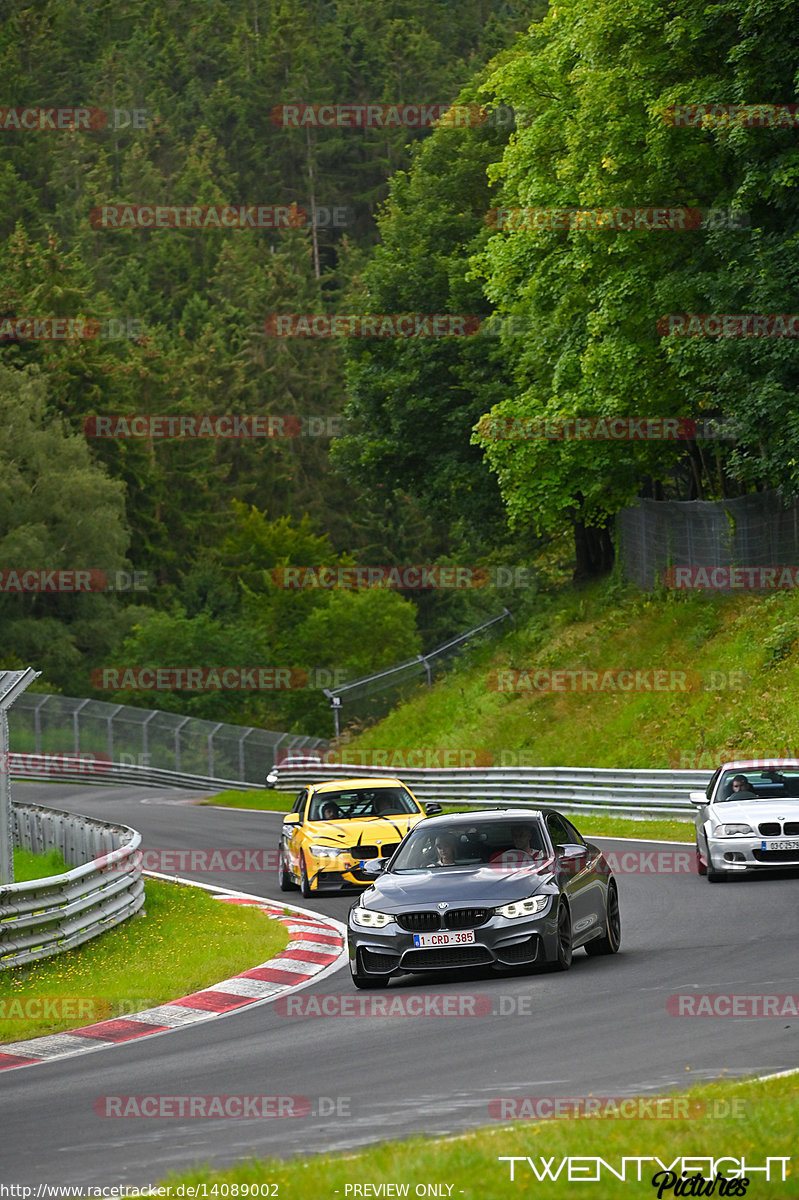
2,782 -> 798,1187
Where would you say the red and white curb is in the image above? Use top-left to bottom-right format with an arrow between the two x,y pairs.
0,877 -> 347,1072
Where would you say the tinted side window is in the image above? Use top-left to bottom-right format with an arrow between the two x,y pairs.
546,813 -> 578,848
292,790 -> 307,815
559,816 -> 586,846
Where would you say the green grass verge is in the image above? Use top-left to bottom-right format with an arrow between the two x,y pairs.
202,792 -> 694,844
12,846 -> 71,881
200,789 -> 290,811
437,804 -> 693,842
0,877 -> 290,1043
151,1072 -> 797,1198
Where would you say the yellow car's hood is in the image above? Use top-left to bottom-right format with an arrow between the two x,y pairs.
305,814 -> 423,851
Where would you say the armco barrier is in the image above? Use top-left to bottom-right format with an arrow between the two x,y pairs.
1,803 -> 143,969
9,753 -> 254,791
267,761 -> 713,817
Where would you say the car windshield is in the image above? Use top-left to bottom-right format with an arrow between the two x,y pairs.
717,768 -> 799,802
309,787 -> 417,821
390,820 -> 547,872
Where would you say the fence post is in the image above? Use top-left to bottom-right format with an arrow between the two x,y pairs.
0,668 -> 41,885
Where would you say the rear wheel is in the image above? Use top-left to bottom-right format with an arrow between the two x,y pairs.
278,846 -> 295,892
548,903 -> 573,971
585,882 -> 621,956
299,853 -> 313,898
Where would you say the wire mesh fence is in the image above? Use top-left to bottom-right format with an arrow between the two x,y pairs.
617,490 -> 799,589
8,693 -> 328,786
322,608 -> 513,736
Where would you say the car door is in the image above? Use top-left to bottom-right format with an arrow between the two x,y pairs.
545,812 -> 601,942
284,790 -> 308,875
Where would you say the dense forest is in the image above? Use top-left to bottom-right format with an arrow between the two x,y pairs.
1,0 -> 797,734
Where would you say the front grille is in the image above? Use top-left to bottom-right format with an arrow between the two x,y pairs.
444,907 -> 491,929
759,822 -> 781,835
402,946 -> 493,969
753,849 -> 799,863
360,948 -> 399,972
377,843 -> 400,859
351,844 -> 380,858
785,822 -> 799,835
496,937 -> 539,965
397,912 -> 441,932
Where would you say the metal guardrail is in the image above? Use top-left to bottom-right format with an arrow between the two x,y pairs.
268,761 -> 713,817
1,802 -> 143,970
9,753 -> 257,792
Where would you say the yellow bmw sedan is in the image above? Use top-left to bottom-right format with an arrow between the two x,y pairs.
278,777 -> 439,897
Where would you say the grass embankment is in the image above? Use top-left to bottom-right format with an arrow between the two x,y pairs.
349,580 -> 799,768
13,846 -> 71,881
154,1072 -> 797,1198
203,791 -> 693,843
0,872 -> 289,1043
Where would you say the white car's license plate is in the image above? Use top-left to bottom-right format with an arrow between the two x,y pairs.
412,930 -> 476,947
762,839 -> 799,851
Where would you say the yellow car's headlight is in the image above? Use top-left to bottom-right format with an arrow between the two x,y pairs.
309,845 -> 350,859
351,907 -> 393,928
496,896 -> 550,919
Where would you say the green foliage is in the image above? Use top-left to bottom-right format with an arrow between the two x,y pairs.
468,0 -> 799,551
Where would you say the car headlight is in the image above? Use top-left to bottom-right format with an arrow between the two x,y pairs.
351,907 -> 393,928
711,823 -> 754,837
309,845 -> 350,859
496,896 -> 550,919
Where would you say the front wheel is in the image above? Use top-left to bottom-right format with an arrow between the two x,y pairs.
299,853 -> 313,898
585,882 -> 621,956
695,843 -> 707,876
548,903 -> 573,971
707,863 -> 728,883
278,846 -> 295,892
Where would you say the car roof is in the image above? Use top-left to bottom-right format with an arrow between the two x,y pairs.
718,759 -> 799,771
406,807 -> 562,828
309,777 -> 409,794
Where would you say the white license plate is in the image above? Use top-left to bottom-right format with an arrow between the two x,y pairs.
412,930 -> 476,948
762,839 -> 799,851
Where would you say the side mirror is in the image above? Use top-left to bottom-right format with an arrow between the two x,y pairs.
688,791 -> 707,807
361,858 -> 386,875
425,802 -> 443,815
556,843 -> 586,859
282,812 -> 300,825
